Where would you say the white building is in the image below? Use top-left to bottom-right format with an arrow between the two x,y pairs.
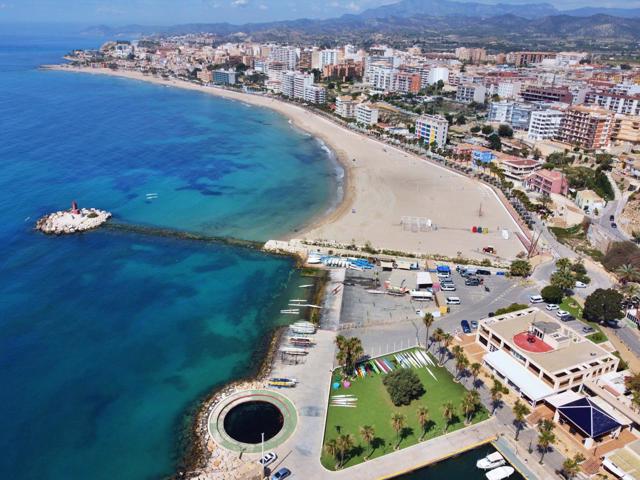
456,83 -> 486,104
488,101 -> 513,123
355,103 -> 379,126
415,114 -> 449,148
528,109 -> 565,141
370,66 -> 397,92
281,71 -> 313,100
269,46 -> 298,71
335,96 -> 356,118
427,67 -> 449,86
303,85 -> 326,104
320,49 -> 340,68
497,81 -> 522,99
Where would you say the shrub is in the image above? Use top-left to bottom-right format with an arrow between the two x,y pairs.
541,285 -> 564,304
494,303 -> 529,316
510,260 -> 531,277
87,212 -> 99,219
382,368 -> 425,406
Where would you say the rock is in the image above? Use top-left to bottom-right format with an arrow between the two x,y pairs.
36,208 -> 111,234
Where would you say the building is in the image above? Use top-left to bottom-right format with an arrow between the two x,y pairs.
525,169 -> 569,196
522,86 -> 573,104
487,101 -> 534,130
528,109 -> 565,140
335,96 -> 356,118
499,157 -> 542,182
488,101 -> 513,124
281,71 -> 313,100
476,307 -> 619,405
513,51 -> 556,67
370,66 -> 397,92
197,69 -> 213,83
575,189 -> 606,214
213,69 -> 237,85
269,45 -> 298,70
497,81 -> 522,99
427,67 -> 449,86
415,114 -> 449,148
319,49 -> 340,68
456,84 -> 486,104
303,85 -> 326,104
455,47 -> 487,64
612,115 -> 640,146
396,72 -> 421,94
557,106 -> 615,150
355,103 -> 379,126
586,92 -> 640,116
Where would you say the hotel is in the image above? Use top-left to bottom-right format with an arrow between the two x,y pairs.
415,114 -> 449,148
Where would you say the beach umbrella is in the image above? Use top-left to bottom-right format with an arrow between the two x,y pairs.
343,380 -> 351,388
332,382 -> 340,390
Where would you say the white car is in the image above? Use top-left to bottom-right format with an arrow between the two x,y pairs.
575,281 -> 587,288
259,452 -> 278,467
556,310 -> 570,319
441,284 -> 456,291
546,304 -> 559,311
446,296 -> 461,305
529,295 -> 544,304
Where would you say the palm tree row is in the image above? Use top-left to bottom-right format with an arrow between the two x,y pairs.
335,335 -> 364,376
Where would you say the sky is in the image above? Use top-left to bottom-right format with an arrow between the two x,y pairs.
0,0 -> 639,25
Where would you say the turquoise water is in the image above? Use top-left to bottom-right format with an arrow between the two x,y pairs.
0,32 -> 335,479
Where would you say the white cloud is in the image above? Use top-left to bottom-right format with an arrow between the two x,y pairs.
259,3 -> 268,9
231,0 -> 249,6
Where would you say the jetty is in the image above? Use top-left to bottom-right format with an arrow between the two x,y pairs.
36,201 -> 111,234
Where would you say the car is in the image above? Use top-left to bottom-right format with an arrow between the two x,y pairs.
610,215 -> 615,222
465,278 -> 481,286
271,467 -> 291,480
446,296 -> 461,305
259,452 -> 278,467
529,295 -> 544,304
582,326 -> 595,334
575,281 -> 587,288
606,320 -> 620,328
546,304 -> 559,311
470,320 -> 478,330
556,310 -> 571,319
476,269 -> 492,275
461,320 -> 471,334
441,284 -> 456,291
612,222 -> 618,229
437,272 -> 451,279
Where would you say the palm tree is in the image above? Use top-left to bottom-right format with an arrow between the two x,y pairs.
451,345 -> 463,359
417,406 -> 430,440
462,389 -> 480,424
537,419 -> 556,464
470,362 -> 481,386
335,335 -> 364,376
439,333 -> 453,366
324,439 -> 339,469
621,282 -> 640,300
562,453 -> 585,479
617,264 -> 640,284
336,433 -> 355,469
391,412 -> 406,449
442,401 -> 455,432
422,312 -> 435,348
432,328 -> 444,354
455,354 -> 469,382
359,425 -> 375,460
490,379 -> 504,415
513,400 -> 531,441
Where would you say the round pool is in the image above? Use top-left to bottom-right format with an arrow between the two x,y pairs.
222,400 -> 284,444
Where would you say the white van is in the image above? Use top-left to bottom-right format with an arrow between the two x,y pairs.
446,296 -> 461,305
441,284 -> 456,291
529,295 -> 544,304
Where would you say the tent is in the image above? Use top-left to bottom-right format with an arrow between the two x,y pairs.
558,397 -> 621,439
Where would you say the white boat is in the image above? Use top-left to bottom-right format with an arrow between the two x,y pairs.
485,466 -> 514,480
477,452 -> 506,470
281,309 -> 300,314
280,347 -> 308,356
299,284 -> 313,288
366,289 -> 385,295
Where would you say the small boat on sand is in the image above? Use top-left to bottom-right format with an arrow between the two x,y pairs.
476,452 -> 506,470
485,466 -> 514,480
280,347 -> 308,356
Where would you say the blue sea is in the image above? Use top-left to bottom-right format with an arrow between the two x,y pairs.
0,30 -> 337,479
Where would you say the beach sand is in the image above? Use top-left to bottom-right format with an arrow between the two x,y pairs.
47,66 -> 527,260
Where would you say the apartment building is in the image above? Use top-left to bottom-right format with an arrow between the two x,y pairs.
499,157 -> 542,182
355,103 -> 379,126
335,96 -> 356,118
456,84 -> 486,104
488,101 -> 535,130
197,69 -> 213,83
427,67 -> 449,86
396,72 -> 421,94
612,115 -> 640,145
319,49 -> 340,68
213,69 -> 237,85
415,114 -> 449,148
513,51 -> 556,67
455,47 -> 487,64
528,108 -> 565,140
477,308 -> 619,405
586,92 -> 640,116
303,85 -> 326,104
497,81 -> 522,99
557,106 -> 615,150
525,169 -> 569,196
522,86 -> 573,104
268,46 -> 298,70
281,71 -> 313,100
370,66 -> 397,92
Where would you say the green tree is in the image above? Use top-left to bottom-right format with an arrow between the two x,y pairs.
490,379 -> 504,415
481,125 -> 494,135
359,425 -> 375,460
442,401 -> 455,432
417,406 -> 430,440
498,124 -> 514,137
488,133 -> 502,151
584,289 -> 623,323
335,335 -> 364,376
462,389 -> 480,424
422,312 -> 434,348
541,285 -> 564,304
336,433 -> 355,468
537,419 -> 556,464
324,438 -> 339,468
470,362 -> 481,385
456,114 -> 466,125
510,260 -> 532,277
513,400 -> 530,441
617,264 -> 640,284
455,353 -> 469,382
391,412 -> 406,449
494,303 -> 529,315
550,269 -> 576,291
562,453 -> 585,479
439,333 -> 453,366
382,368 -> 425,406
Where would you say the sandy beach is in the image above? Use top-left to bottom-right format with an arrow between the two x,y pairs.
47,65 -> 526,260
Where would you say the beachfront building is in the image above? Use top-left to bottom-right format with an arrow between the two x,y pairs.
557,106 -> 615,150
335,96 -> 356,118
303,85 -> 326,104
528,108 -> 565,140
355,103 -> 379,126
213,69 -> 237,85
499,157 -> 542,182
281,71 -> 313,100
476,307 -> 619,405
415,114 -> 449,148
268,45 -> 298,70
456,84 -> 486,104
525,169 -> 569,196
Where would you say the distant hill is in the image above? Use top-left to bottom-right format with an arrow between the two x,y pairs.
563,7 -> 640,18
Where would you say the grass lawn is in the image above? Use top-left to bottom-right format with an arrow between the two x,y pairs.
561,297 -> 609,342
321,348 -> 489,470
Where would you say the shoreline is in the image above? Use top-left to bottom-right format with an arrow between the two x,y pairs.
42,64 -> 355,242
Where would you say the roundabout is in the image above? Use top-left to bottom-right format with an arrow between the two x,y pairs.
208,389 -> 298,454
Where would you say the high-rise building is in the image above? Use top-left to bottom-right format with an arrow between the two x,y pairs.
456,84 -> 486,104
319,49 -> 340,68
455,47 -> 487,64
355,103 -> 379,126
396,72 -> 421,94
303,85 -> 326,104
415,114 -> 449,148
335,96 -> 356,118
281,71 -> 313,100
513,52 -> 556,67
522,86 -> 573,104
585,92 -> 640,116
557,106 -> 615,150
528,109 -> 565,140
269,46 -> 298,70
427,67 -> 449,86
213,69 -> 237,85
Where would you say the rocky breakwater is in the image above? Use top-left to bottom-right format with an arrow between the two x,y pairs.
36,208 -> 112,234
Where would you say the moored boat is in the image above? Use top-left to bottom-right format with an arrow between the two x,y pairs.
485,466 -> 514,480
476,452 -> 506,470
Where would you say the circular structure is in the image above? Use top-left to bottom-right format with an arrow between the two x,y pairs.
513,332 -> 553,353
223,401 -> 284,444
208,389 -> 297,453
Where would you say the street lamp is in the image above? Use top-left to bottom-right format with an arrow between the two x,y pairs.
261,432 -> 265,479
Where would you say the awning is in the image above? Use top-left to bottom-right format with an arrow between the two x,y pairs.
484,349 -> 554,402
558,397 -> 621,439
416,271 -> 433,286
545,390 -> 583,409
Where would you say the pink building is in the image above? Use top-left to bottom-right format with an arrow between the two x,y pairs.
525,169 -> 569,196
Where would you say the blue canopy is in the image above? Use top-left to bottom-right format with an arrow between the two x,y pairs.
558,397 -> 621,438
